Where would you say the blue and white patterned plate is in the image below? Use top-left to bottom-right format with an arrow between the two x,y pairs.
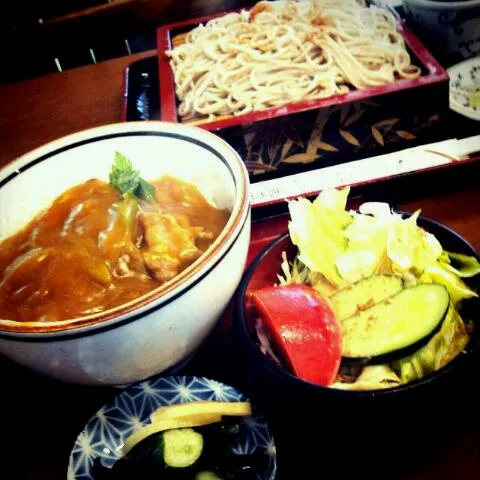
67,375 -> 277,480
448,56 -> 480,122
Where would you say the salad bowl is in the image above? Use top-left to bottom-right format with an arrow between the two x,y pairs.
234,193 -> 480,478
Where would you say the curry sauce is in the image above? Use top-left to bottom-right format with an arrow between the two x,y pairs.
0,176 -> 230,323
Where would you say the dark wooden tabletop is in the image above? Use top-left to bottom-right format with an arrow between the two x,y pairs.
0,50 -> 156,168
1,50 -> 480,480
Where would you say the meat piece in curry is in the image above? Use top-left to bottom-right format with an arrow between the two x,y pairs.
140,211 -> 211,283
0,175 -> 230,323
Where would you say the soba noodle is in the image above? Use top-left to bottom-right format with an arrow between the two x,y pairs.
166,0 -> 421,121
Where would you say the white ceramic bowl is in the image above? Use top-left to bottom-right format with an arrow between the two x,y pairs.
403,0 -> 480,65
0,121 -> 251,385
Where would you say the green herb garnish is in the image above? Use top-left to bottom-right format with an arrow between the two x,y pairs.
109,151 -> 156,201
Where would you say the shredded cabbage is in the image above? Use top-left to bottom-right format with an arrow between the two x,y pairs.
419,263 -> 477,306
278,253 -> 337,297
392,304 -> 470,384
440,251 -> 480,278
331,365 -> 401,391
285,188 -> 477,292
287,188 -> 351,287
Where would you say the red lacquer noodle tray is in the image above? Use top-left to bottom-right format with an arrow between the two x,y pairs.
156,6 -> 448,131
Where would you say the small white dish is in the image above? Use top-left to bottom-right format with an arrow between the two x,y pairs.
448,56 -> 480,122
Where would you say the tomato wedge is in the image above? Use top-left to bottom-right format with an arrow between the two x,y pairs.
251,284 -> 342,386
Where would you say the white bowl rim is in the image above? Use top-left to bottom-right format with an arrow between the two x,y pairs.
403,0 -> 480,10
0,121 -> 250,341
449,101 -> 480,121
447,57 -> 480,122
447,55 -> 480,73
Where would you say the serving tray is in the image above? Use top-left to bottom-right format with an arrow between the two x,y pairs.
122,55 -> 480,217
5,182 -> 480,480
156,6 -> 448,130
154,5 -> 461,174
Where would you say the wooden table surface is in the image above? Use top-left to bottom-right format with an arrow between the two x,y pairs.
1,51 -> 480,480
0,50 -> 156,168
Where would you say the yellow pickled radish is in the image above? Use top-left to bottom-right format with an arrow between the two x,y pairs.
122,401 -> 252,455
150,401 -> 252,423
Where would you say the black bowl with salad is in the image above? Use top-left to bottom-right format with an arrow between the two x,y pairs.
234,187 -> 480,478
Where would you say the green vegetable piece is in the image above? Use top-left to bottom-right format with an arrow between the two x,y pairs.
342,283 -> 450,358
287,188 -> 352,287
392,303 -> 471,383
331,364 -> 401,391
137,177 -> 157,202
441,251 -> 480,278
162,428 -> 204,468
109,151 -> 156,201
329,275 -> 403,321
196,471 -> 224,480
420,263 -> 477,305
109,151 -> 140,197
